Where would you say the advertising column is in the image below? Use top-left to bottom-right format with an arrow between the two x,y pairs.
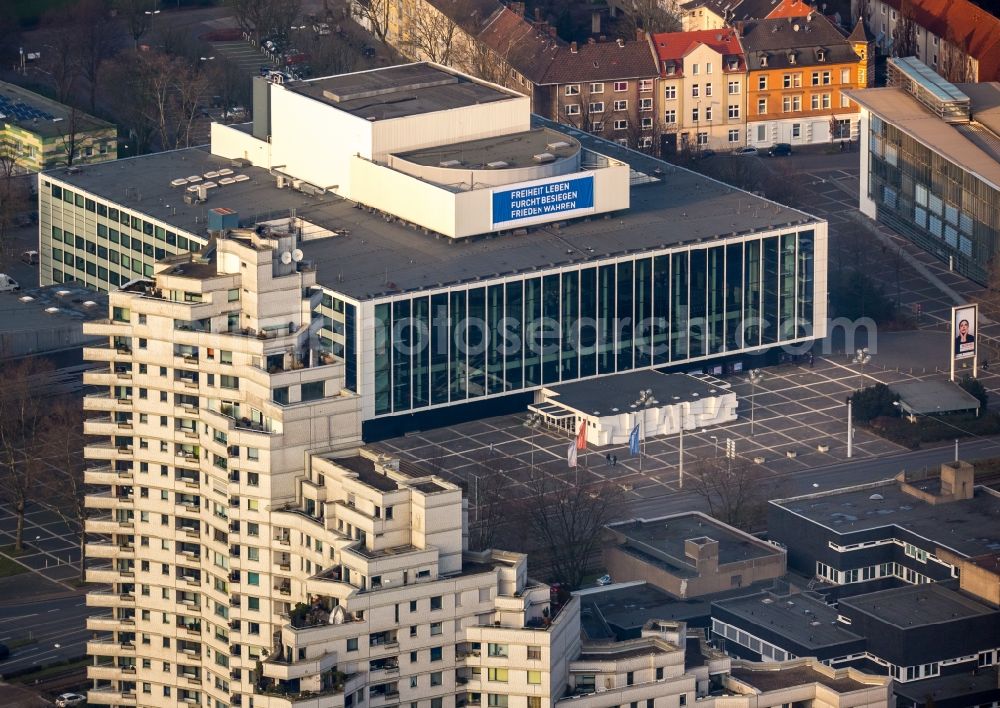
950,303 -> 978,381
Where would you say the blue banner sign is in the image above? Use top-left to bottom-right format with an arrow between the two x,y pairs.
492,175 -> 594,227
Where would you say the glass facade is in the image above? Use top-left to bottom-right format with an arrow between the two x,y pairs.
867,114 -> 1000,284
370,232 -> 815,416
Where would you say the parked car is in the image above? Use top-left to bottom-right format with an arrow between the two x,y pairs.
596,574 -> 613,586
55,694 -> 86,707
768,142 -> 793,157
0,274 -> 20,292
21,250 -> 38,265
732,146 -> 758,156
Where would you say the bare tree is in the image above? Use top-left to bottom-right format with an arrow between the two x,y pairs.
613,0 -> 680,38
0,359 -> 54,554
38,397 -> 88,584
891,0 -> 917,58
402,8 -> 461,63
353,0 -> 392,46
520,469 -> 625,588
57,106 -> 84,166
114,0 -> 153,47
688,456 -> 769,531
939,42 -> 974,83
41,8 -> 82,104
0,142 -> 29,259
467,459 -> 511,551
73,0 -> 122,112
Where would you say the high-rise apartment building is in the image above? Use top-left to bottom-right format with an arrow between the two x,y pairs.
82,227 -> 585,708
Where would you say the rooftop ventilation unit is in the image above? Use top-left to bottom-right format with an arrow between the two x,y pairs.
233,174 -> 250,182
438,159 -> 462,168
533,152 -> 555,163
486,161 -> 509,169
546,141 -> 570,150
170,178 -> 189,187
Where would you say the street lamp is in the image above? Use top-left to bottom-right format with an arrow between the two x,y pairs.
852,347 -> 872,390
710,435 -> 719,457
846,396 -> 854,459
523,413 -> 543,471
630,389 -> 658,475
748,368 -> 764,437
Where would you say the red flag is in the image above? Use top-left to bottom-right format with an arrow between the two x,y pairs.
576,421 -> 587,450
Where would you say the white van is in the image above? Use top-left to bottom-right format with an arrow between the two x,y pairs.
0,274 -> 20,292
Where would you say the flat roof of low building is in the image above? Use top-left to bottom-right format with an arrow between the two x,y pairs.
394,127 -> 580,170
839,582 -> 995,628
892,667 -> 1000,705
0,80 -> 113,138
607,511 -> 782,579
543,372 -> 727,418
712,591 -> 863,650
47,118 -> 819,302
287,63 -> 518,120
730,664 -> 870,693
889,380 -> 981,415
846,84 -> 1000,189
0,285 -> 107,334
771,480 -> 1000,559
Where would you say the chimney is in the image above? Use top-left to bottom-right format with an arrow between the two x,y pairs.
592,9 -> 601,35
570,41 -> 578,53
636,28 -> 645,42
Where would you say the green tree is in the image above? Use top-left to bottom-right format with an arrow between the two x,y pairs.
849,383 -> 900,423
959,375 -> 988,410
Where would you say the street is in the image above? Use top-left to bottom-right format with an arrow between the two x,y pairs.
0,594 -> 91,675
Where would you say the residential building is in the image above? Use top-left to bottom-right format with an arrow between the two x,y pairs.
603,512 -> 786,598
0,81 -> 116,172
41,63 -> 829,439
856,0 -> 1000,82
680,0 -> 816,32
650,28 -> 748,152
742,13 -> 870,148
721,659 -> 892,708
848,57 -> 1000,284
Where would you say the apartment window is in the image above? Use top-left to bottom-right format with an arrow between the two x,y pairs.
728,129 -> 740,142
564,104 -> 580,116
488,668 -> 508,682
589,102 -> 604,113
705,106 -> 713,120
430,596 -> 442,610
410,600 -> 417,612
592,121 -> 603,131
728,80 -> 740,94
613,100 -> 628,111
430,646 -> 442,661
697,132 -> 708,145
840,93 -> 851,108
639,98 -> 652,111
783,74 -> 793,88
757,98 -> 767,114
431,672 -> 443,687
728,104 -> 739,118
528,699 -> 541,708
488,695 -> 508,708
758,75 -> 767,90
811,94 -> 821,110
664,110 -> 676,124
614,81 -> 628,91
565,84 -> 580,95
691,64 -> 699,75
614,119 -> 627,130
527,646 -> 542,661
656,667 -> 664,680
641,117 -> 653,129
430,622 -> 442,636
590,82 -> 604,93
627,672 -> 634,686
639,136 -> 652,148
822,93 -> 831,108
347,637 -> 358,651
792,123 -> 801,138
841,68 -> 851,84
664,85 -> 676,99
527,670 -> 541,684
488,643 -> 508,658
639,79 -> 653,91
691,84 -> 700,98
705,83 -> 713,96
691,107 -> 699,121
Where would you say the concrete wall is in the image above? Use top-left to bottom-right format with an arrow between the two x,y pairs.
210,123 -> 272,168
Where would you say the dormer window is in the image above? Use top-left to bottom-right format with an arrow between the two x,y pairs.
788,52 -> 796,65
817,49 -> 826,62
760,53 -> 768,67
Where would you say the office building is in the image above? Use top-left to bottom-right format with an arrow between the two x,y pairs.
44,62 -> 828,436
849,56 -> 1000,284
0,80 -> 116,172
741,13 -> 870,148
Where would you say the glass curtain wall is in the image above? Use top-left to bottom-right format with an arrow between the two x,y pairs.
371,232 -> 815,416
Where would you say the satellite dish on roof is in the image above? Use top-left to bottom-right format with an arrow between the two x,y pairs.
280,251 -> 292,265
292,248 -> 304,262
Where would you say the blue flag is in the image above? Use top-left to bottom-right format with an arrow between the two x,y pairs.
628,424 -> 640,456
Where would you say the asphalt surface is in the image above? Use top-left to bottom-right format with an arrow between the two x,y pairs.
0,594 -> 91,675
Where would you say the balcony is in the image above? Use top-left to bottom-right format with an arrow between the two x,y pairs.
86,640 -> 136,657
262,649 -> 338,681
259,670 -> 354,708
86,541 -> 135,559
84,393 -> 126,412
86,565 -> 134,584
87,614 -> 134,632
85,515 -> 133,534
83,344 -> 118,362
87,590 -> 135,608
85,491 -> 133,510
85,443 -> 133,461
84,417 -> 118,436
87,688 -> 137,706
85,467 -> 133,485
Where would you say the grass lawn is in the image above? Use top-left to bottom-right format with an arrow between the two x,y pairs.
0,551 -> 28,577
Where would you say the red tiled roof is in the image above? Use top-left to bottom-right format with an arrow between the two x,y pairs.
882,0 -> 1000,80
476,6 -> 561,83
651,28 -> 743,62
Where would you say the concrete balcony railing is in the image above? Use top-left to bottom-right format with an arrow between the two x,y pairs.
87,615 -> 134,632
87,590 -> 135,608
86,640 -> 136,657
85,516 -> 134,535
85,491 -> 133,510
87,688 -> 137,706
86,566 -> 134,584
262,650 -> 338,681
87,664 -> 126,681
85,467 -> 133,485
84,417 -> 118,436
84,394 -> 126,413
86,542 -> 135,559
84,443 -> 133,461
84,320 -> 125,338
83,345 -> 118,362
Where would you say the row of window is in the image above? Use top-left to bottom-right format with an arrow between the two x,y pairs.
755,93 -> 852,114
565,80 -> 651,95
564,98 -> 653,115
